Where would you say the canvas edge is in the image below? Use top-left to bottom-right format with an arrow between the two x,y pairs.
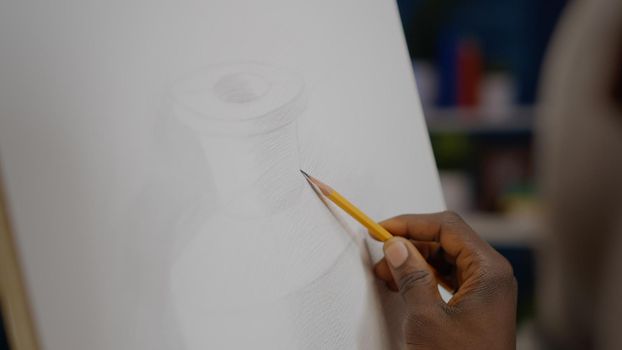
0,158 -> 40,350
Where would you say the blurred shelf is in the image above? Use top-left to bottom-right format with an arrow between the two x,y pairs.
461,211 -> 541,247
425,106 -> 535,134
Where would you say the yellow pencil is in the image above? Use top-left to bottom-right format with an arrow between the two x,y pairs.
300,170 -> 393,242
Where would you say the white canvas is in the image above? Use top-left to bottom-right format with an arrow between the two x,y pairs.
0,0 -> 445,349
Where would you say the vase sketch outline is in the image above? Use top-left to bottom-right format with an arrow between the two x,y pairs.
168,62 -> 389,349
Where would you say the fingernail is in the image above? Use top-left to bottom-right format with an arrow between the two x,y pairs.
385,240 -> 408,268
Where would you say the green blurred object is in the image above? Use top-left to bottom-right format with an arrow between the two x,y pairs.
430,133 -> 474,170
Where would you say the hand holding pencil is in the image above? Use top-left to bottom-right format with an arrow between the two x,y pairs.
301,171 -> 517,349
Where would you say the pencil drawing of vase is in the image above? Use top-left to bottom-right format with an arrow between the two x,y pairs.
169,62 -> 389,349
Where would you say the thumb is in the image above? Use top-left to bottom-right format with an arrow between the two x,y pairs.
383,237 -> 442,307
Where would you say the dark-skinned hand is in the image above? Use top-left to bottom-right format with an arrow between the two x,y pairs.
373,211 -> 517,350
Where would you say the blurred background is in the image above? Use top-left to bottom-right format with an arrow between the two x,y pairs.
399,0 -> 565,217
396,0 -> 622,349
396,0 -> 566,345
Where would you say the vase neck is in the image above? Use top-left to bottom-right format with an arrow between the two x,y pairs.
197,123 -> 304,217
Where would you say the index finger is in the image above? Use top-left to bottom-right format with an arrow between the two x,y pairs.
379,212 -> 477,240
379,211 -> 500,268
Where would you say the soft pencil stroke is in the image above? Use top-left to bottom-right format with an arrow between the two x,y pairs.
168,62 -> 389,349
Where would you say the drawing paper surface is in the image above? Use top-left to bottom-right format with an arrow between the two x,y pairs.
0,1 -> 444,349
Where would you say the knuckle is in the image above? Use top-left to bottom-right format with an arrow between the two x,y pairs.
497,257 -> 515,279
398,269 -> 434,294
489,270 -> 516,290
441,210 -> 464,225
404,310 -> 436,330
486,254 -> 515,284
474,266 -> 517,298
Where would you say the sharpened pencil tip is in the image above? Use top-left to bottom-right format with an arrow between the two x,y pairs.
298,170 -> 334,196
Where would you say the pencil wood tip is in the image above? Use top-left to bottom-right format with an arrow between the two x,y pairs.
299,170 -> 334,196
